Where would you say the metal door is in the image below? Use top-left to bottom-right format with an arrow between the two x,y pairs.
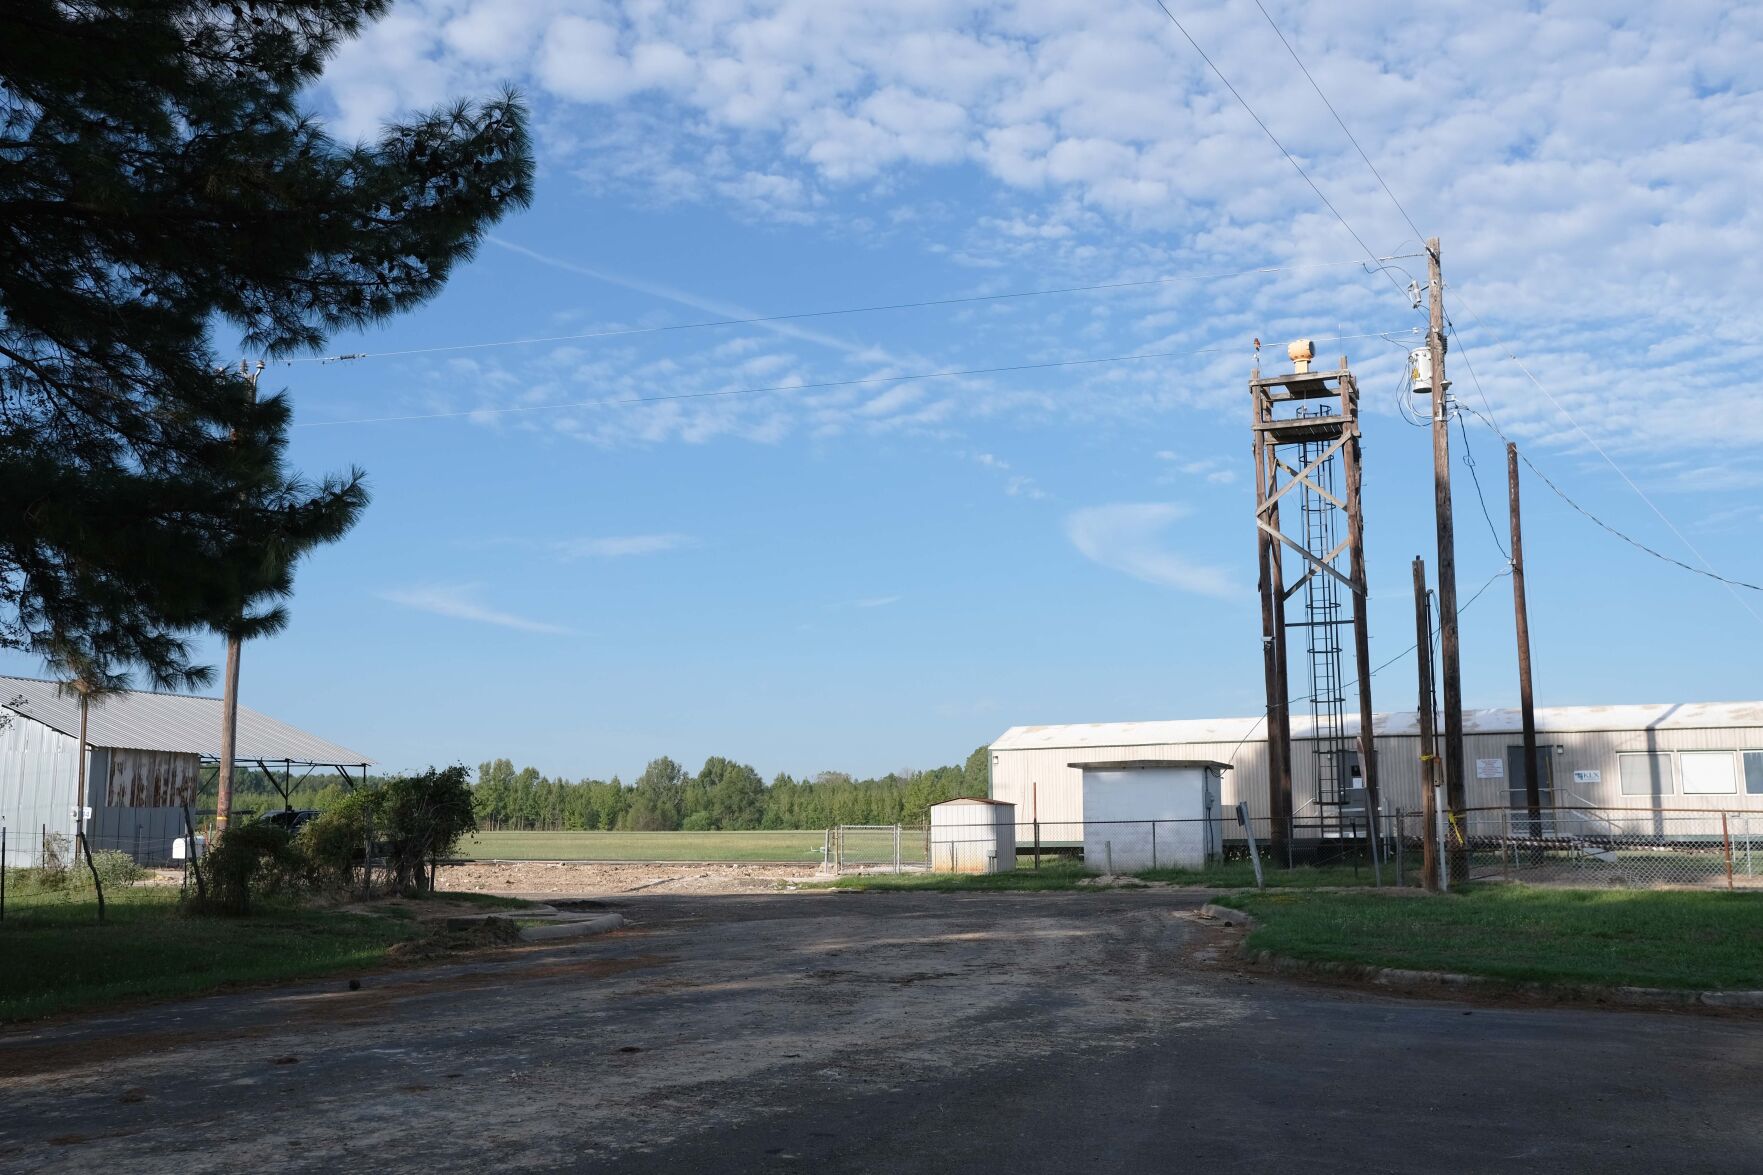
1506,745 -> 1556,835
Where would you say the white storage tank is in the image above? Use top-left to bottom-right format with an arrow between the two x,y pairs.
928,798 -> 1017,873
1076,760 -> 1227,872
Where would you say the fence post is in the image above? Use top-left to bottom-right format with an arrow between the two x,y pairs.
1394,810 -> 1405,888
1105,841 -> 1113,875
1033,821 -> 1041,871
2,828 -> 7,921
1151,822 -> 1157,871
1720,811 -> 1734,892
893,825 -> 902,875
1503,808 -> 1512,882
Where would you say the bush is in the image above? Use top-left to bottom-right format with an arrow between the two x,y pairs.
379,766 -> 476,893
76,849 -> 147,891
297,765 -> 476,896
188,821 -> 304,916
680,811 -> 715,832
299,789 -> 377,891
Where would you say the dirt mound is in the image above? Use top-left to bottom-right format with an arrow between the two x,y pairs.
385,916 -> 522,962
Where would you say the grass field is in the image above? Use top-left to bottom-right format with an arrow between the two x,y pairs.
457,829 -> 830,862
828,858 -> 1396,892
0,878 -> 516,1023
1225,886 -> 1763,990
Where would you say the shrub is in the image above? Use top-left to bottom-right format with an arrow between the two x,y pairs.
189,821 -> 304,916
680,811 -> 715,832
379,766 -> 476,893
299,788 -> 378,891
75,849 -> 147,891
297,766 -> 476,895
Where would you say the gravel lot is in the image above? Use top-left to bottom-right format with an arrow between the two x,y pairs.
2,890 -> 1759,1174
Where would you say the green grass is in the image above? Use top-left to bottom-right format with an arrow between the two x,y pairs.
1224,886 -> 1763,991
457,829 -> 830,862
1137,859 -> 1392,888
0,879 -> 421,1023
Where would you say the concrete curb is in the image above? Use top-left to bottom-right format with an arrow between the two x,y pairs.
1198,901 -> 1763,1011
516,912 -> 625,942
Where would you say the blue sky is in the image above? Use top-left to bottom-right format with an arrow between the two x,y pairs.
11,0 -> 1763,780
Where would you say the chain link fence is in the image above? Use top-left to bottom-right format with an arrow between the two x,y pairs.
820,825 -> 931,874
904,806 -> 1763,890
1427,806 -> 1763,889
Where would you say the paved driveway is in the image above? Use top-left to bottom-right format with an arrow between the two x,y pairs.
2,891 -> 1759,1173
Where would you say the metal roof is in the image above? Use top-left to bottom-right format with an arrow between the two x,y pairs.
1070,760 -> 1233,771
0,676 -> 372,765
993,701 -> 1763,751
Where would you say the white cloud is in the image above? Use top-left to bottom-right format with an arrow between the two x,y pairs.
553,533 -> 697,558
853,595 -> 901,608
379,584 -> 576,634
1064,503 -> 1235,598
308,0 -> 1763,473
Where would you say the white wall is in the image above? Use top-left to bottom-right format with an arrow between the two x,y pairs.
994,724 -> 1763,837
1079,766 -> 1220,871
0,713 -> 79,866
928,801 -> 1016,873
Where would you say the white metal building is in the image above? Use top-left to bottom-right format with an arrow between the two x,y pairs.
0,676 -> 371,865
991,702 -> 1763,839
1078,761 -> 1226,872
927,798 -> 1016,873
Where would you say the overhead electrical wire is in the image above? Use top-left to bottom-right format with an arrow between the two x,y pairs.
296,327 -> 1422,428
1149,0 -> 1414,304
1223,564 -> 1512,770
1251,0 -> 1428,245
1240,0 -> 1763,624
1444,310 -> 1763,598
294,254 -> 1422,366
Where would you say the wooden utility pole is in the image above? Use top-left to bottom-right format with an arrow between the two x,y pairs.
214,359 -> 265,833
1509,443 -> 1542,837
1424,239 -> 1467,879
1340,364 -> 1382,846
1252,366 -> 1292,855
1413,557 -> 1440,891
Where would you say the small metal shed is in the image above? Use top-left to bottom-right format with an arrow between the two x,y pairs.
1076,760 -> 1227,872
928,798 -> 1016,873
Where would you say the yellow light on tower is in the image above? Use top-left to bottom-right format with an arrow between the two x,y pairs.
1287,338 -> 1314,373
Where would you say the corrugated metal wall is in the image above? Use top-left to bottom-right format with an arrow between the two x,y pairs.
0,713 -> 79,866
2,723 -> 201,865
993,724 -> 1763,826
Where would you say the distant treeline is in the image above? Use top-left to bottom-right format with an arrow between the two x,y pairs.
473,749 -> 990,831
202,750 -> 991,831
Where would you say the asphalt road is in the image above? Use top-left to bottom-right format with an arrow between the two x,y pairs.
2,890 -> 1759,1173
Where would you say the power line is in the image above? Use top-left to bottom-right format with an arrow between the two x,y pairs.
1454,410 -> 1509,561
1454,402 -> 1763,594
1251,0 -> 1427,244
1443,302 -> 1763,602
293,254 -> 1421,366
1150,1 -> 1412,303
294,327 -> 1419,429
1225,564 -> 1510,770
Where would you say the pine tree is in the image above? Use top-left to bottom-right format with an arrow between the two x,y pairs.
1,1 -> 534,685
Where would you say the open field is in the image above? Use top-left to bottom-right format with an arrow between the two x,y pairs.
457,829 -> 830,862
1227,885 -> 1763,990
4,889 -> 1761,1174
0,880 -> 526,1023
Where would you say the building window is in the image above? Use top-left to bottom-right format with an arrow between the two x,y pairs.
1746,752 -> 1763,797
1618,752 -> 1673,797
1680,751 -> 1738,795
